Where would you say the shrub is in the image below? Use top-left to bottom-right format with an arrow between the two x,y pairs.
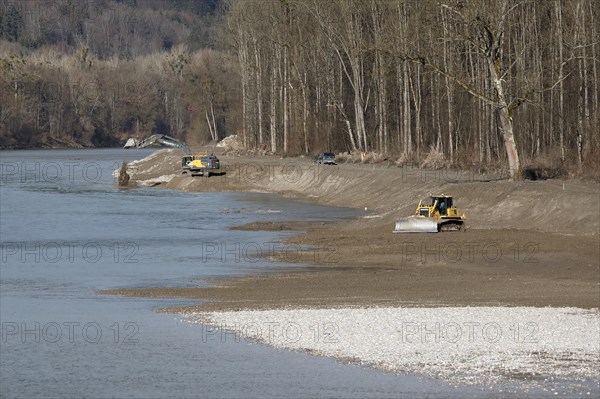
420,146 -> 447,169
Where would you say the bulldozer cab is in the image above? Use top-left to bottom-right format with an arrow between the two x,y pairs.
431,196 -> 452,216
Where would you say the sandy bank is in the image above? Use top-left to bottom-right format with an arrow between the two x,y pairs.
104,149 -> 599,310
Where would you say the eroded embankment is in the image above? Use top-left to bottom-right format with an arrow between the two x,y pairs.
124,149 -> 599,236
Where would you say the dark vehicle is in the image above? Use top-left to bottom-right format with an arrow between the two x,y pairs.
201,155 -> 221,172
316,152 -> 336,165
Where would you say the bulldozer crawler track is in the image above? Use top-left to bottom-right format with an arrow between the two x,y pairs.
439,220 -> 464,232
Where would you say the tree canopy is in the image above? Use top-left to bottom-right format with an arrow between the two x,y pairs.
1,0 -> 598,177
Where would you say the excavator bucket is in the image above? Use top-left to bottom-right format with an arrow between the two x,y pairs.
393,217 -> 438,233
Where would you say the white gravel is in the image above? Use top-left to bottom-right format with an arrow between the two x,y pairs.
181,307 -> 600,385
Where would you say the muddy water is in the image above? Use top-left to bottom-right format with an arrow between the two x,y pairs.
1,149 -> 531,398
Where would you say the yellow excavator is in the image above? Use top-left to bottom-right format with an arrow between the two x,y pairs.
393,195 -> 466,233
181,154 -> 221,177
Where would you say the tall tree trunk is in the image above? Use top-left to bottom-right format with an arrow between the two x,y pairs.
470,47 -> 484,167
590,0 -> 599,153
396,62 -> 403,154
433,75 -> 442,151
205,109 -> 215,141
252,35 -> 264,146
487,57 -> 520,179
351,58 -> 367,152
270,45 -> 279,153
533,4 -> 542,156
237,26 -> 250,148
575,0 -> 585,168
442,7 -> 454,163
338,59 -> 358,153
402,61 -> 411,156
283,44 -> 289,153
408,64 -> 422,157
555,0 -> 565,162
371,0 -> 387,153
302,71 -> 309,153
577,57 -> 584,169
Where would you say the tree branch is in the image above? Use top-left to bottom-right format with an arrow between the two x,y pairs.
409,56 -> 497,107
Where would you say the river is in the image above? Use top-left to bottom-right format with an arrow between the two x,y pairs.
1,148 -> 525,398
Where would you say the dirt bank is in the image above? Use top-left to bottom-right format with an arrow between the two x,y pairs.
126,149 -> 599,235
102,149 -> 600,310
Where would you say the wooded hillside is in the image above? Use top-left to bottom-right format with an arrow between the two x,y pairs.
1,0 -> 598,176
0,0 -> 231,149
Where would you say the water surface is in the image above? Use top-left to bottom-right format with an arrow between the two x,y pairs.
0,148 -> 554,398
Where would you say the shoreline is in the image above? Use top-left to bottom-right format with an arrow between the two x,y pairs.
103,222 -> 600,312
124,148 -> 599,235
100,148 -> 600,388
102,148 -> 599,311
182,306 -> 600,388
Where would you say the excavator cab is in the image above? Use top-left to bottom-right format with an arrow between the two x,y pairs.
181,154 -> 221,176
182,155 -> 193,169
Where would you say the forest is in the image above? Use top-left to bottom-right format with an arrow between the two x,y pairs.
1,0 -> 598,177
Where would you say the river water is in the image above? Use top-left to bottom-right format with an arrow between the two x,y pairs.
1,149 -> 540,398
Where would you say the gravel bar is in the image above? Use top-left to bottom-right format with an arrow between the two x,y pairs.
182,306 -> 600,386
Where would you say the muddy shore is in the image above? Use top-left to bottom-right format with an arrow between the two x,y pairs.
102,149 -> 600,311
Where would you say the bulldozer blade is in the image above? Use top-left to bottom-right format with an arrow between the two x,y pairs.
393,217 -> 438,233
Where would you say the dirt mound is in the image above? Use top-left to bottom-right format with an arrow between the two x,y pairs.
216,135 -> 244,153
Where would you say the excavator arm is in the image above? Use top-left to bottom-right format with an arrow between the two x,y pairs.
124,134 -> 191,154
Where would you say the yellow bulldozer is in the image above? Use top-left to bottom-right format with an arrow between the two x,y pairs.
393,195 -> 466,233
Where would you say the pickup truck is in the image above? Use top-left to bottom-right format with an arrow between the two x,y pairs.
182,154 -> 221,176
